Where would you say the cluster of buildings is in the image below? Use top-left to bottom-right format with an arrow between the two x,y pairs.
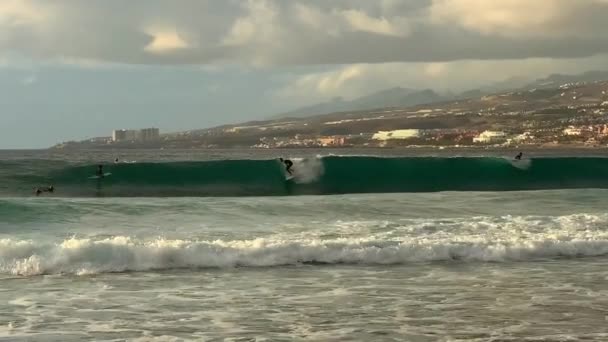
254,135 -> 349,148
369,124 -> 608,147
368,126 -> 608,146
251,123 -> 608,149
372,129 -> 420,141
112,128 -> 160,142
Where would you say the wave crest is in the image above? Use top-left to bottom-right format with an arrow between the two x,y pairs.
3,236 -> 608,276
5,156 -> 608,196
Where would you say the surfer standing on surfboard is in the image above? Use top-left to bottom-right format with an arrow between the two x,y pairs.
279,158 -> 293,175
515,152 -> 523,160
96,165 -> 105,178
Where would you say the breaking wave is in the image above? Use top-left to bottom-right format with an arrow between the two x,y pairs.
3,235 -> 608,276
3,156 -> 608,196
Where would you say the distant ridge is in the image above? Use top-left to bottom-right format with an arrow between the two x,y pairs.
274,87 -> 445,119
526,70 -> 608,89
273,70 -> 608,120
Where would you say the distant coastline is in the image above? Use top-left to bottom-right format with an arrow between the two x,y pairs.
51,77 -> 608,151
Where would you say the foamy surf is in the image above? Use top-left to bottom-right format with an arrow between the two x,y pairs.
4,150 -> 608,340
3,233 -> 608,276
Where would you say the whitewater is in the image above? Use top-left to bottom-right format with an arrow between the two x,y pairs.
1,149 -> 608,341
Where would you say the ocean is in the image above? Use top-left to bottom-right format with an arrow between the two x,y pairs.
1,149 -> 608,341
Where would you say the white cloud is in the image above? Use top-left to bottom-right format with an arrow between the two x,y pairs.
277,64 -> 407,103
0,0 -> 52,46
315,65 -> 364,93
430,0 -> 608,38
144,28 -> 189,54
0,0 -> 48,27
339,9 -> 409,37
223,0 -> 281,46
424,63 -> 447,78
294,3 -> 326,31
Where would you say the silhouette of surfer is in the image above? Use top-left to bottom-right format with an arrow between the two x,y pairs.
514,152 -> 523,160
35,185 -> 54,196
96,165 -> 105,178
279,158 -> 293,175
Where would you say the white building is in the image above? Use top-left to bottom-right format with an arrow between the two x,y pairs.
511,132 -> 534,142
112,130 -> 124,142
563,126 -> 582,136
372,129 -> 420,141
112,129 -> 138,142
140,128 -> 160,141
473,130 -> 507,143
112,128 -> 160,142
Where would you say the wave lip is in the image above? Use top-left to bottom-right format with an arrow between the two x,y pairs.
3,236 -> 608,276
4,156 -> 608,197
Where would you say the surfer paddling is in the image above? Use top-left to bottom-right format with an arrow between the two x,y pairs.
279,158 -> 293,175
35,185 -> 54,196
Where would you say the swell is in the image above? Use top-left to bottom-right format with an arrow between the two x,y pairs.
2,236 -> 608,276
3,156 -> 608,197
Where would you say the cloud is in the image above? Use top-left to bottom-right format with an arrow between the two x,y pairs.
430,0 -> 608,38
0,0 -> 48,27
292,3 -> 410,38
144,28 -> 189,54
314,65 -> 364,93
339,9 -> 409,36
424,63 -> 447,78
0,0 -> 607,66
223,0 -> 280,47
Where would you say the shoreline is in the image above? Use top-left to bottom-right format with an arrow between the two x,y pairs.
38,144 -> 608,151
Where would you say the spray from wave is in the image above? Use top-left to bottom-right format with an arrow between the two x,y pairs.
290,157 -> 325,183
3,233 -> 608,276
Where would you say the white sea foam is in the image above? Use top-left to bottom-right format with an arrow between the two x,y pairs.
291,157 -> 324,183
2,232 -> 608,276
510,158 -> 532,170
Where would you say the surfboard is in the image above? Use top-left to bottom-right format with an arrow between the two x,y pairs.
88,172 -> 112,179
285,174 -> 294,181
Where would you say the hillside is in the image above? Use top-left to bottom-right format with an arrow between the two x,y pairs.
54,77 -> 608,150
275,88 -> 445,119
526,71 -> 608,89
273,70 -> 608,120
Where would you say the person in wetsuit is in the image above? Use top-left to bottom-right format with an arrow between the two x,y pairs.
515,152 -> 523,160
35,185 -> 54,196
96,164 -> 105,177
279,158 -> 294,175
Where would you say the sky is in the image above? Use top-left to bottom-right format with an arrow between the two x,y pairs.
2,0 -> 608,148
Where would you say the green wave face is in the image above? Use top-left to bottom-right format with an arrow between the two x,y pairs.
2,157 -> 608,197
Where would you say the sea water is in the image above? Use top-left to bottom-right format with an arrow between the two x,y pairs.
1,149 -> 607,341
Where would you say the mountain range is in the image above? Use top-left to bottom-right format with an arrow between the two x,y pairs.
274,70 -> 608,120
